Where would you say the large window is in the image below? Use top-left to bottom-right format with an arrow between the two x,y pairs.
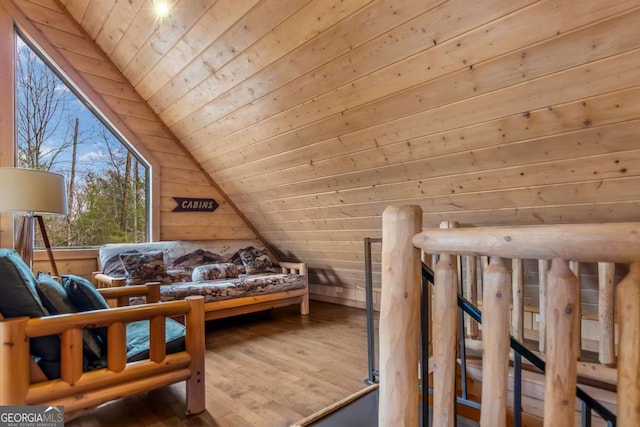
16,34 -> 149,246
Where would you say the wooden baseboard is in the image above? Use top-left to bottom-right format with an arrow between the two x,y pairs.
309,283 -> 378,310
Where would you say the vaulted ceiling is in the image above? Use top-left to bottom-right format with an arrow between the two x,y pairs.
54,0 -> 640,293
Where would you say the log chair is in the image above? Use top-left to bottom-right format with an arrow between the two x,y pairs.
0,283 -> 206,422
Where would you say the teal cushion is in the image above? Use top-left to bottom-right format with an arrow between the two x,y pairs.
126,318 -> 186,362
0,249 -> 60,376
36,273 -> 104,361
62,274 -> 109,343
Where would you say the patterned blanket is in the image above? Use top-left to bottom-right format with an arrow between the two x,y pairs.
130,273 -> 307,304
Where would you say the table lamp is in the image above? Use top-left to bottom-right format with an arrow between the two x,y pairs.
0,168 -> 68,275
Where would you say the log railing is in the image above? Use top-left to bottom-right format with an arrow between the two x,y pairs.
379,205 -> 640,427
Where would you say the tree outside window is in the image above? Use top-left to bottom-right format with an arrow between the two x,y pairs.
16,35 -> 148,247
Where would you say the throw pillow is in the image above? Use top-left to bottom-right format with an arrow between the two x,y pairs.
119,251 -> 170,286
101,253 -> 129,277
0,249 -> 60,377
62,274 -> 110,343
191,263 -> 239,282
237,247 -> 279,275
36,273 -> 103,361
167,268 -> 194,283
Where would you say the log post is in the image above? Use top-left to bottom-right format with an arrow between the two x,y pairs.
569,261 -> 582,358
597,262 -> 616,367
544,259 -> 579,427
0,317 -> 30,405
185,296 -> 206,415
511,258 -> 524,342
481,257 -> 511,427
617,261 -> 640,426
465,255 -> 479,338
379,205 -> 422,427
538,259 -> 550,353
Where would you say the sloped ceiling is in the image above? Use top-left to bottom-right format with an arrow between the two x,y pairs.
58,0 -> 640,291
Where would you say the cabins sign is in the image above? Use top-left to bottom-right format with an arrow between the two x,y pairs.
173,197 -> 219,212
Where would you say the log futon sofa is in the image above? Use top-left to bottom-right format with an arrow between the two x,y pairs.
92,239 -> 310,321
0,249 -> 205,421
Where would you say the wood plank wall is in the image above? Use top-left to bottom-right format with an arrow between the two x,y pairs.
0,0 -> 257,248
14,1 -> 640,307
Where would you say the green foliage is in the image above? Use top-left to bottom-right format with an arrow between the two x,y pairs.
16,35 -> 148,248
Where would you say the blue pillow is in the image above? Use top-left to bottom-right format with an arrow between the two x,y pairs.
36,273 -> 104,361
0,249 -> 60,376
62,274 -> 109,343
61,274 -> 109,311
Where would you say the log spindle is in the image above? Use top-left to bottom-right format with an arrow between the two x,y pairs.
597,262 -> 616,367
480,257 -> 511,427
544,259 -> 579,427
60,328 -> 84,384
538,259 -> 550,353
570,261 -> 582,358
512,258 -> 524,342
433,252 -> 458,427
107,321 -> 127,373
379,205 -> 422,427
465,255 -> 479,339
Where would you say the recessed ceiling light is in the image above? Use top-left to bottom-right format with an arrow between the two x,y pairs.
152,0 -> 172,18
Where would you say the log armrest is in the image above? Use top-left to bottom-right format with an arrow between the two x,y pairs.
98,282 -> 162,307
279,261 -> 308,276
92,272 -> 126,289
0,283 -> 205,419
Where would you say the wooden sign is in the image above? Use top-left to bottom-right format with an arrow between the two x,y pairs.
172,197 -> 219,212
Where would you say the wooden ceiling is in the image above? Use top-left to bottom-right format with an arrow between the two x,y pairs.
57,0 -> 640,293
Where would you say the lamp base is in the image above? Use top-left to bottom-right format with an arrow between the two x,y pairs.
15,214 -> 59,277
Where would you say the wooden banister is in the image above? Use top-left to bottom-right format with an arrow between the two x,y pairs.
412,222 -> 640,262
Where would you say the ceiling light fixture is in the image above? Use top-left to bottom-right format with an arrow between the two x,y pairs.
152,0 -> 172,19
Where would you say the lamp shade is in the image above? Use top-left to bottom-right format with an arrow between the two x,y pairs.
0,168 -> 68,215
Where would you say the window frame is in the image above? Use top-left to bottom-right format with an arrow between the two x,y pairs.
15,29 -> 151,247
0,7 -> 161,247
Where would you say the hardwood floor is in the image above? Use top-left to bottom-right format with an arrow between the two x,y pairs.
68,301 -> 372,427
